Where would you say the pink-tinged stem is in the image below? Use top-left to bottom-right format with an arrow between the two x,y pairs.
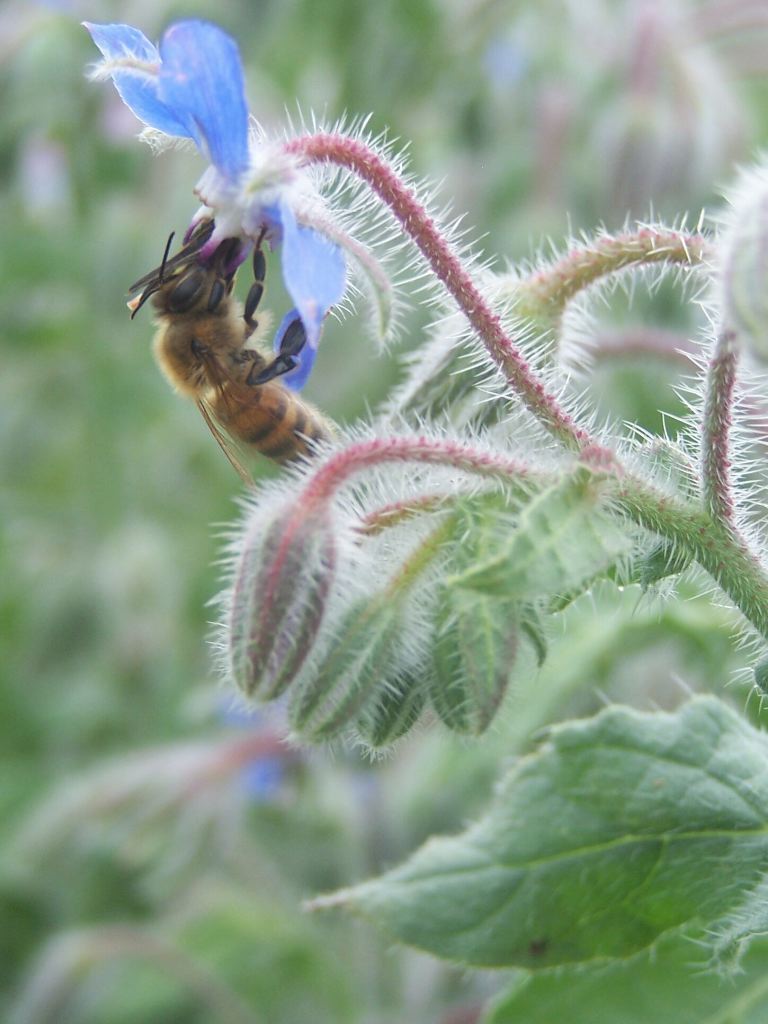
285,133 -> 590,451
357,493 -> 459,535
589,327 -> 698,367
299,436 -> 542,509
701,329 -> 738,523
517,227 -> 711,324
257,437 -> 539,646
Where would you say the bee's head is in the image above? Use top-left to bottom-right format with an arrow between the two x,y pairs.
127,221 -> 239,320
152,262 -> 234,317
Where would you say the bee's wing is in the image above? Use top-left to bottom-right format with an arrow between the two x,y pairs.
196,398 -> 254,485
187,344 -> 253,484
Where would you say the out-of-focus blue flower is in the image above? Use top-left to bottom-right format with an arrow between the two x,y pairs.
240,755 -> 285,801
217,699 -> 290,802
84,19 -> 346,389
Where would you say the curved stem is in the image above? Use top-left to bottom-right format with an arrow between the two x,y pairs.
615,478 -> 768,640
31,926 -> 260,1024
297,436 -> 768,640
285,132 -> 590,451
299,436 -> 546,509
515,226 -> 711,327
701,329 -> 739,523
590,327 -> 698,367
283,135 -> 768,640
357,493 -> 461,535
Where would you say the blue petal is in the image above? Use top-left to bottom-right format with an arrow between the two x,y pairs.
278,200 -> 346,359
83,23 -> 192,140
158,21 -> 250,180
273,309 -> 318,391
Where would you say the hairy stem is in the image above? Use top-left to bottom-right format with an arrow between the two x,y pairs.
590,327 -> 698,367
615,478 -> 768,640
357,493 -> 461,535
284,135 -> 768,639
298,436 -> 768,638
514,226 -> 711,326
285,132 -> 590,450
701,329 -> 739,523
299,436 -> 545,509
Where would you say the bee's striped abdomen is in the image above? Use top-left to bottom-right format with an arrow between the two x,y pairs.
216,379 -> 332,463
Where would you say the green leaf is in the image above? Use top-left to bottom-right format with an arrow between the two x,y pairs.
482,934 -> 768,1024
431,587 -> 519,735
448,470 -> 631,600
316,698 -> 768,968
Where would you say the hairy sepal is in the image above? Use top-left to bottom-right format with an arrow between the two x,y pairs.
354,671 -> 427,750
431,585 -> 519,736
289,595 -> 404,742
637,539 -> 692,589
448,469 -> 631,601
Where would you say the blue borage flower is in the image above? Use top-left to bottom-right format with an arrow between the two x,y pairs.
84,19 -> 346,389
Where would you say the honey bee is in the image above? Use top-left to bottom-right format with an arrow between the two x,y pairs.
127,222 -> 333,479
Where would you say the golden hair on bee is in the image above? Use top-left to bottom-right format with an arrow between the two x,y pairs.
127,222 -> 334,479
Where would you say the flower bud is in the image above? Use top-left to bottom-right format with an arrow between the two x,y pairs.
289,596 -> 403,742
228,505 -> 336,701
355,672 -> 426,750
721,164 -> 768,362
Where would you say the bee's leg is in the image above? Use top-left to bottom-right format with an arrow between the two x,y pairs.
243,234 -> 267,337
247,352 -> 298,385
246,315 -> 307,386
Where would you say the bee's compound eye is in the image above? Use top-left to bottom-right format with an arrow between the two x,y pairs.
167,269 -> 206,313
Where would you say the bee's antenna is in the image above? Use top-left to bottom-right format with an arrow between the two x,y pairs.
129,287 -> 155,320
127,220 -> 218,320
158,231 -> 175,283
128,231 -> 176,320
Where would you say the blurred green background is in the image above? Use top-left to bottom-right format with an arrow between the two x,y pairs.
3,1 -> 768,1020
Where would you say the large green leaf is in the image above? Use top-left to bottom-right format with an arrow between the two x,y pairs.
316,698 -> 768,967
483,934 -> 768,1024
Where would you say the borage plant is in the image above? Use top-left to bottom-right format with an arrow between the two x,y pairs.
87,18 -> 768,1021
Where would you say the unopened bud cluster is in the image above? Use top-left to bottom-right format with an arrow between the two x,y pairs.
223,458 -> 638,748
